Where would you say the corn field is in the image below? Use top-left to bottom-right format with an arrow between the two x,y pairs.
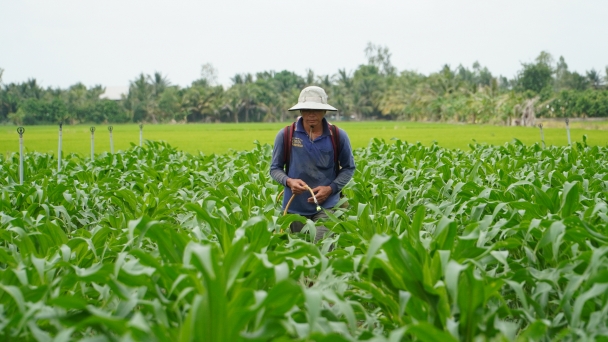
1,138 -> 608,341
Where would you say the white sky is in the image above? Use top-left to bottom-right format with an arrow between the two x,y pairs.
1,0 -> 606,89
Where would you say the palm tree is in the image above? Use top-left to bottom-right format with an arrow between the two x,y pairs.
253,78 -> 281,122
66,83 -> 88,123
431,65 -> 464,95
317,74 -> 333,91
125,74 -> 153,122
333,69 -> 354,120
183,85 -> 222,122
240,84 -> 258,123
352,65 -> 383,120
148,72 -> 170,97
222,87 -> 242,123
379,71 -> 425,119
306,69 -> 315,85
586,69 -> 602,89
19,79 -> 44,99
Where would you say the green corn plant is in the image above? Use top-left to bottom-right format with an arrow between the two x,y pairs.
1,137 -> 608,341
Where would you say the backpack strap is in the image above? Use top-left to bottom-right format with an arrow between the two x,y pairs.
283,122 -> 296,174
329,124 -> 340,174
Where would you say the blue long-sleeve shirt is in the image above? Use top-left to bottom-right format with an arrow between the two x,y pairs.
270,117 -> 356,215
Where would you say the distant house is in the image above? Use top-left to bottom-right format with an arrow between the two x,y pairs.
99,86 -> 129,101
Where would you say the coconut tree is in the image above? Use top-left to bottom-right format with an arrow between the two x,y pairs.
352,65 -> 384,120
379,70 -> 426,119
182,84 -> 223,122
66,83 -> 89,123
587,69 -> 602,89
148,72 -> 170,98
124,74 -> 153,123
332,69 -> 354,120
253,77 -> 282,122
229,74 -> 258,123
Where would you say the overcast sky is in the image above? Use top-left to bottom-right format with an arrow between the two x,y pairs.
1,0 -> 606,89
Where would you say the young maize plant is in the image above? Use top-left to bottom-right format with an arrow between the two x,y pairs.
0,137 -> 607,341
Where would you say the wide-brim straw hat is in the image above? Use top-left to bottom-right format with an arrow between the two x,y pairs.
288,86 -> 337,111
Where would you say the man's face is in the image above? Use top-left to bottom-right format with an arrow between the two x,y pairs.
300,110 -> 326,128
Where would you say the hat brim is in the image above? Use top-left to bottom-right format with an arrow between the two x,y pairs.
288,102 -> 337,111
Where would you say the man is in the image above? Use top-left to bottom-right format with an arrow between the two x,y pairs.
270,86 -> 356,242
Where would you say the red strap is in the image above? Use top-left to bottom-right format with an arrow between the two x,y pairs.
329,124 -> 340,174
283,123 -> 295,174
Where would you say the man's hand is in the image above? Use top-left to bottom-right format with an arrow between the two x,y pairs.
308,186 -> 332,204
286,178 -> 308,195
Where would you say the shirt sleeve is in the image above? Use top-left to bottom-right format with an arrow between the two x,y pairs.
330,128 -> 356,193
270,128 -> 289,186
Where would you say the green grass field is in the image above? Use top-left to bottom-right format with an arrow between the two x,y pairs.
2,121 -> 607,156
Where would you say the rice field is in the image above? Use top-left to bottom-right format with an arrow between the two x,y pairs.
1,120 -> 607,156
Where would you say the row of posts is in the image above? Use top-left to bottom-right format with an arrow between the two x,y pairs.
537,118 -> 571,149
13,119 -> 579,185
16,124 -> 144,184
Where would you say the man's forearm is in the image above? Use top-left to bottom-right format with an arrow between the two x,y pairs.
270,168 -> 289,186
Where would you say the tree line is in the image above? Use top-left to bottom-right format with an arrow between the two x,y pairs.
1,45 -> 607,125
